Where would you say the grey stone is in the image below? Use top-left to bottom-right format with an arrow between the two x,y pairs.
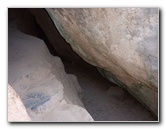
46,8 -> 159,116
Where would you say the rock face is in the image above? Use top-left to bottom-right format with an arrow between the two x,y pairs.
8,84 -> 31,122
46,8 -> 158,116
8,23 -> 93,122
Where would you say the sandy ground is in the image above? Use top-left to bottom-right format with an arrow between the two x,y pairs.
63,60 -> 157,121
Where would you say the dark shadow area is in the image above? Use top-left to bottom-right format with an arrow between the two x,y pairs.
8,8 -> 57,56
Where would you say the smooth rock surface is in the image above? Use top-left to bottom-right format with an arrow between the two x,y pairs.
8,23 -> 93,122
46,8 -> 159,116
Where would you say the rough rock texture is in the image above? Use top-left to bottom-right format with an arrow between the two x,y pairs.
46,8 -> 158,116
8,23 -> 93,122
8,84 -> 31,122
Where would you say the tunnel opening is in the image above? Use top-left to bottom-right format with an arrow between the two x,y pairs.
8,8 -> 157,121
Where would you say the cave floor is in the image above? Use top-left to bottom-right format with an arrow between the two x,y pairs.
62,60 -> 157,121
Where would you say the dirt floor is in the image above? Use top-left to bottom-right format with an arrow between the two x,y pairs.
62,60 -> 157,121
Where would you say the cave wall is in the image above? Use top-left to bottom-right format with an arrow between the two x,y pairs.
8,23 -> 94,121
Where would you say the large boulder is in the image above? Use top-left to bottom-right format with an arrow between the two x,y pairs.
46,8 -> 158,116
8,23 -> 93,122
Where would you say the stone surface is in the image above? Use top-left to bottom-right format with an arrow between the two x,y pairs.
8,84 -> 31,122
8,24 -> 93,122
46,8 -> 158,116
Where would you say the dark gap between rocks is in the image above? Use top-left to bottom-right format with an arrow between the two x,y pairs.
8,8 -> 157,121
